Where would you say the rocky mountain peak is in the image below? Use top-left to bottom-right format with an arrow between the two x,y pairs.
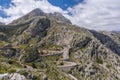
27,8 -> 45,16
49,12 -> 72,24
10,8 -> 71,24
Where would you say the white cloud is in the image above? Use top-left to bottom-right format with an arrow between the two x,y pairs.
0,0 -> 120,31
0,6 -> 2,10
66,0 -> 120,31
0,0 -> 65,23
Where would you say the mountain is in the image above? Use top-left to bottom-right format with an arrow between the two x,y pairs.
0,9 -> 120,80
0,22 -> 4,25
10,8 -> 71,25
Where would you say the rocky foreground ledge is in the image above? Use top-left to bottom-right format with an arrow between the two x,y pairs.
0,73 -> 26,80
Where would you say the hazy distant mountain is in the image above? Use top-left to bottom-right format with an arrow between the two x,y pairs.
0,22 -> 5,25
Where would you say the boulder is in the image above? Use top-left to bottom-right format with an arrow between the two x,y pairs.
9,73 -> 26,80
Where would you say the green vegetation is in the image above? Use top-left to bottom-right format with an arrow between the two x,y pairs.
80,47 -> 85,51
7,59 -> 22,68
19,70 -> 29,77
41,44 -> 63,50
96,58 -> 103,64
23,33 -> 29,38
0,66 -> 7,74
106,64 -> 111,69
0,41 -> 9,48
21,48 -> 39,62
0,55 -> 5,58
46,62 -> 70,80
28,37 -> 37,45
8,68 -> 16,73
58,61 -> 64,66
43,55 -> 61,61
19,44 -> 29,50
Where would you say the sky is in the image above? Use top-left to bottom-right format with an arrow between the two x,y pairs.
0,0 -> 120,31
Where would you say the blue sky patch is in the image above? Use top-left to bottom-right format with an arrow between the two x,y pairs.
48,0 -> 84,10
0,0 -> 11,8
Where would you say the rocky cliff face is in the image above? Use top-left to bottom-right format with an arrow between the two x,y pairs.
0,9 -> 120,80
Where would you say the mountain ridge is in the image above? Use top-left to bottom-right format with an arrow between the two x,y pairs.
10,8 -> 71,25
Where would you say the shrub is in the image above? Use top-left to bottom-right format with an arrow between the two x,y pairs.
8,68 -> 16,73
0,63 -> 8,74
59,62 -> 64,66
0,67 -> 6,74
42,44 -> 63,50
106,64 -> 111,69
19,70 -> 28,77
96,58 -> 103,64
